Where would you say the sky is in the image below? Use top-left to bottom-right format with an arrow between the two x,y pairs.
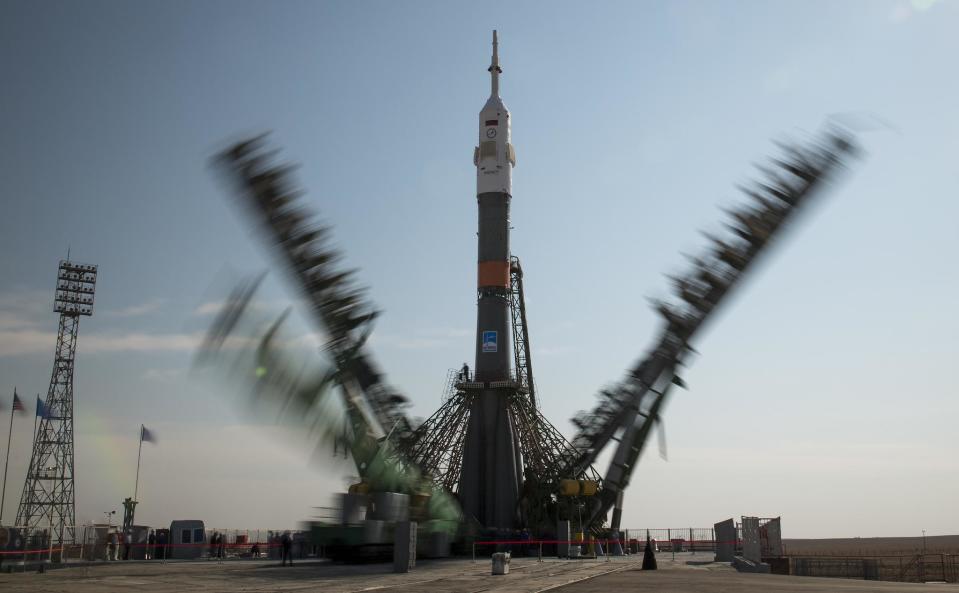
0,0 -> 956,538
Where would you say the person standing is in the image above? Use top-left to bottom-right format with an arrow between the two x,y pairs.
123,530 -> 133,560
280,531 -> 293,566
146,529 -> 156,560
156,530 -> 168,560
109,531 -> 119,561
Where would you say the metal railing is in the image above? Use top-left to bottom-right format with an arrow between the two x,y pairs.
790,554 -> 959,583
622,527 -> 719,552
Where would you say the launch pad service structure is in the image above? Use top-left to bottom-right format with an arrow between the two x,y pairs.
439,31 -> 859,534
210,30 -> 861,543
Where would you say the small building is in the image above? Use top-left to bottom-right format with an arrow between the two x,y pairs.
169,520 -> 206,559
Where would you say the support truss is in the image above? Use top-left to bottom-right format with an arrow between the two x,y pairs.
17,260 -> 97,545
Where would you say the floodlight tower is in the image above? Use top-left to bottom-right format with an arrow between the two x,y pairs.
16,259 -> 97,545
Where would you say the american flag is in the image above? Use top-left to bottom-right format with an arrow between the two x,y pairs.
12,390 -> 26,414
140,425 -> 156,444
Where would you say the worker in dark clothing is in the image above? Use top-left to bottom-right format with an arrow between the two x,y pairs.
156,530 -> 168,559
280,531 -> 293,566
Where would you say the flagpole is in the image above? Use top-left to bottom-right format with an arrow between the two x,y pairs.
0,388 -> 16,525
134,425 -> 144,502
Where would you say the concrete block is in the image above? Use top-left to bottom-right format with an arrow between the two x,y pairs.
393,521 -> 416,573
714,518 -> 736,562
491,552 -> 510,575
556,520 -> 570,558
741,517 -> 762,564
764,517 -> 783,557
733,556 -> 771,573
428,531 -> 450,558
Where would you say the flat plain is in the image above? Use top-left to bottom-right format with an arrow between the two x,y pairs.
784,535 -> 959,556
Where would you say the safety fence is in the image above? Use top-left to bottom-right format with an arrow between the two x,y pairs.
791,554 -> 959,583
0,526 -> 310,565
469,536 -> 730,561
622,528 -> 719,552
471,538 -> 624,562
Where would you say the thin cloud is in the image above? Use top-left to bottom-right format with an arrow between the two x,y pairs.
0,312 -> 42,332
143,368 -> 184,381
367,327 -> 472,350
0,329 -> 56,356
421,327 -> 472,339
192,298 -> 289,317
84,332 -> 201,353
377,336 -> 449,350
105,299 -> 166,317
535,345 -> 577,357
0,329 -> 202,357
193,300 -> 227,316
0,289 -> 51,331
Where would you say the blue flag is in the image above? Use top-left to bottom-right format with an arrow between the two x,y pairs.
140,425 -> 156,444
36,396 -> 48,419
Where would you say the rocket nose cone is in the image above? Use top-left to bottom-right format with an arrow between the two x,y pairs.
482,95 -> 508,113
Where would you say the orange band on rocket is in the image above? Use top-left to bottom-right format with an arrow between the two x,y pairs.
478,261 -> 510,287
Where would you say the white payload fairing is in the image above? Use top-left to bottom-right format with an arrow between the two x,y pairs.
474,30 -> 516,196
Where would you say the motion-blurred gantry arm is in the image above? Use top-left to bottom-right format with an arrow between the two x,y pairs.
212,136 -> 415,446
564,127 -> 861,528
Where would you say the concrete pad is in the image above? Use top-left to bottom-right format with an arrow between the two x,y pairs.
551,563 -> 959,593
0,556 -> 637,593
4,552 -> 954,593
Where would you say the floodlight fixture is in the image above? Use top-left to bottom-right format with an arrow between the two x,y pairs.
54,260 -> 98,316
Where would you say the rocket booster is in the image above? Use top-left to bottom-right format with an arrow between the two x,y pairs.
473,30 -> 516,382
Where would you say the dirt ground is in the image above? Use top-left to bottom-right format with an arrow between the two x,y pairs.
784,535 -> 959,556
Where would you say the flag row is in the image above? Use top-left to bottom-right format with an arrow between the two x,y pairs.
4,391 -> 156,443
2,389 -> 49,418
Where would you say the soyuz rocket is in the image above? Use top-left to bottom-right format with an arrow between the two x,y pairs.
473,30 -> 515,381
458,31 -> 524,529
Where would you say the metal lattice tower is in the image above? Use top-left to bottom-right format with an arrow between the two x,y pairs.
16,260 -> 97,544
509,256 -> 536,408
402,255 -> 602,527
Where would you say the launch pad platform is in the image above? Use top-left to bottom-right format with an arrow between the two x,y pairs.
5,553 -> 958,593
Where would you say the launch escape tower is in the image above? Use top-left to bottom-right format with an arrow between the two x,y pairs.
16,259 -> 97,545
